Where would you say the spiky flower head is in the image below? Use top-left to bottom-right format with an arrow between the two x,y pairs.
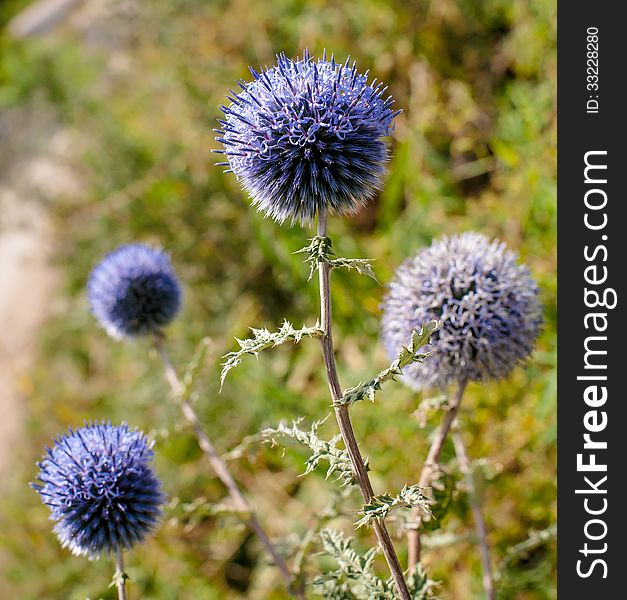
88,243 -> 181,340
32,422 -> 164,558
215,50 -> 398,224
381,233 -> 542,390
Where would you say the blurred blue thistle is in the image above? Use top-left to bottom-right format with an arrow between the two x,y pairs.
382,232 -> 542,390
88,244 -> 181,339
215,50 -> 399,224
32,422 -> 164,559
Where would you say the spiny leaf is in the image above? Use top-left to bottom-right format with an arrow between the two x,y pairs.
292,490 -> 349,591
260,418 -> 366,486
220,320 -> 323,389
314,529 -> 393,599
339,321 -> 440,407
404,563 -> 440,599
296,236 -> 378,282
109,569 -> 129,590
355,484 -> 433,529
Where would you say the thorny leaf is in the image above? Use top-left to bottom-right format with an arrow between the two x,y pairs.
404,563 -> 440,599
109,568 -> 129,590
314,529 -> 393,599
220,320 -> 323,389
296,236 -> 378,282
354,484 -> 433,529
291,489 -> 351,591
339,321 -> 440,407
260,418 -> 367,486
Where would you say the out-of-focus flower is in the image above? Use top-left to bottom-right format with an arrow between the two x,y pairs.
215,50 -> 398,224
88,244 -> 181,339
381,233 -> 542,390
32,422 -> 164,558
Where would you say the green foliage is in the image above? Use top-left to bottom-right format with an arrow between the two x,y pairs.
405,564 -> 436,600
0,0 -> 30,29
180,337 -> 214,400
220,321 -> 323,389
355,485 -> 432,529
296,236 -> 378,283
495,525 -> 557,600
314,529 -> 395,599
109,569 -> 129,592
498,525 -> 557,573
260,419 -> 361,486
340,322 -> 439,406
0,0 -> 556,598
314,530 -> 438,599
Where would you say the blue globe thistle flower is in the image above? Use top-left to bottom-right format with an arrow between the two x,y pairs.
381,233 -> 542,390
215,50 -> 399,224
32,422 -> 164,558
88,244 -> 181,339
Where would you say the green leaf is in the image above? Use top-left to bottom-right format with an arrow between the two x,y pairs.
260,418 -> 366,486
354,484 -> 433,529
296,236 -> 378,282
339,321 -> 440,407
220,320 -> 323,389
168,496 -> 251,532
314,529 -> 393,600
498,524 -> 557,572
109,568 -> 129,590
405,563 -> 439,600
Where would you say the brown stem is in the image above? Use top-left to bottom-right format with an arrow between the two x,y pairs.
407,380 -> 466,570
452,429 -> 495,600
316,211 -> 411,600
115,548 -> 128,600
154,336 -> 303,599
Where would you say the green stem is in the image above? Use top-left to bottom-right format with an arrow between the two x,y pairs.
316,210 -> 411,600
114,548 -> 127,600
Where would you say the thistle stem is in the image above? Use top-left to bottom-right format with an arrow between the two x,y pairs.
316,211 -> 411,600
153,336 -> 303,599
407,380 -> 466,570
115,548 -> 127,600
452,428 -> 495,600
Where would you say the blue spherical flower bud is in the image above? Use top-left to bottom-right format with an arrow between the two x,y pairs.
381,233 -> 542,390
87,244 -> 181,339
32,422 -> 164,558
215,50 -> 399,224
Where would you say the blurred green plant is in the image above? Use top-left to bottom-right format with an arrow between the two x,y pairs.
0,0 -> 556,598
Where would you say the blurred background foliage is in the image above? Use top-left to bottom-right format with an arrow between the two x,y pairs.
0,0 -> 555,598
